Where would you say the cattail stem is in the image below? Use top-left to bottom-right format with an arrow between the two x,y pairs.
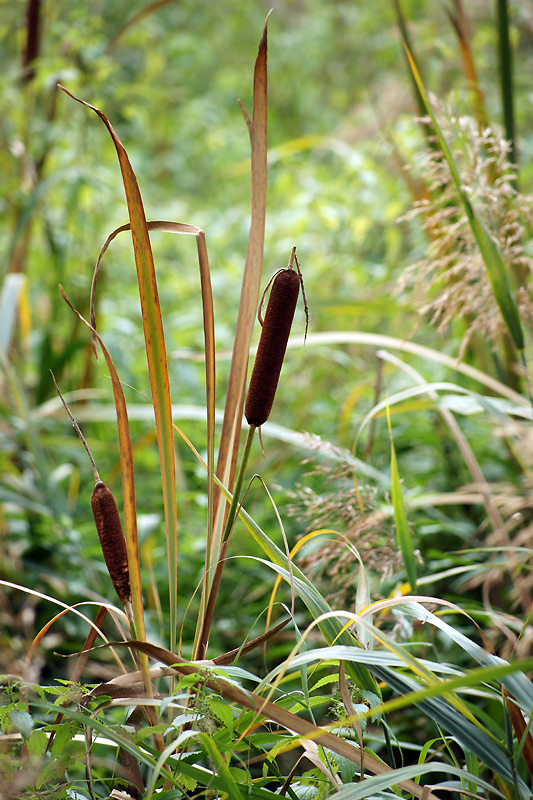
221,423 -> 256,546
50,371 -> 100,482
195,249 -> 304,660
195,425 -> 256,659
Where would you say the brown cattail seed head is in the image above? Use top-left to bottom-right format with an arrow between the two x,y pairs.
245,268 -> 300,427
91,481 -> 131,607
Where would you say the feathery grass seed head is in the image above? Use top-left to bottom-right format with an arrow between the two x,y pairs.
245,267 -> 300,427
397,103 -> 533,354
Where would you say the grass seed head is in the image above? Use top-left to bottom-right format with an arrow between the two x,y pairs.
245,267 -> 300,427
91,481 -> 131,607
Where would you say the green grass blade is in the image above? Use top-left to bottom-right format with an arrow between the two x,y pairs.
333,761 -> 508,799
387,406 -> 417,592
199,733 -> 246,798
391,0 -> 433,145
285,331 -> 527,405
398,601 -> 533,711
497,0 -> 517,170
403,48 -> 524,351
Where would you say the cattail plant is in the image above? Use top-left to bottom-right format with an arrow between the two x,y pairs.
245,259 -> 301,427
197,248 -> 305,658
51,373 -> 132,617
90,480 -> 132,609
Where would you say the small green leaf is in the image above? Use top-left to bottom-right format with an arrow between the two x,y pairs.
200,732 -> 244,797
206,696 -> 234,734
10,709 -> 33,738
50,718 -> 79,758
27,728 -> 48,759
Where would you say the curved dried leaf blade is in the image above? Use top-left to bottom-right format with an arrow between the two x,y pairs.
59,287 -> 144,644
212,15 -> 269,565
59,86 -> 178,650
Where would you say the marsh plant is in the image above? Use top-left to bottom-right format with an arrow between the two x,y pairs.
2,4 -> 533,800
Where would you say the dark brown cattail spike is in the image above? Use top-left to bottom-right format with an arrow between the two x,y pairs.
245,265 -> 300,428
91,481 -> 132,608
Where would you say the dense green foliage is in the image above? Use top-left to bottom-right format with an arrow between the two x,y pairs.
2,1 -> 533,797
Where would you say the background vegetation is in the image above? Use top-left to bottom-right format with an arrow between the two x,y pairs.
1,1 -> 533,798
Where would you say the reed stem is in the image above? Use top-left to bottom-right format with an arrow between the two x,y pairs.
195,424 -> 256,659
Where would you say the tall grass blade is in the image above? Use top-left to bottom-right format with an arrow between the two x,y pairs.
403,48 -> 524,352
391,0 -> 433,143
396,601 -> 533,711
496,0 -> 517,170
333,762 -> 508,800
210,15 -> 270,593
387,406 -> 417,592
199,733 -> 244,797
286,331 -> 527,405
88,219 -> 217,651
59,87 -> 179,652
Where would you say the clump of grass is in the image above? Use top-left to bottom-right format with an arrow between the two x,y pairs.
397,103 -> 533,357
286,450 -> 401,609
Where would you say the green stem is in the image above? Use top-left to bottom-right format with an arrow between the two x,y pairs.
496,0 -> 517,173
195,425 -> 257,659
221,424 -> 256,546
520,351 -> 533,413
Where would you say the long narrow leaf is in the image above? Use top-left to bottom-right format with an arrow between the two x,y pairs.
59,87 -> 179,652
446,0 -> 489,130
387,406 -> 417,592
59,288 -> 145,648
333,761 -> 508,800
496,0 -> 517,170
88,219 -> 216,651
210,14 -> 269,586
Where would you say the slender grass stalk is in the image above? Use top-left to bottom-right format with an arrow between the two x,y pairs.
391,0 -> 435,147
387,404 -> 418,593
195,424 -> 256,659
447,0 -> 489,130
496,0 -> 517,172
